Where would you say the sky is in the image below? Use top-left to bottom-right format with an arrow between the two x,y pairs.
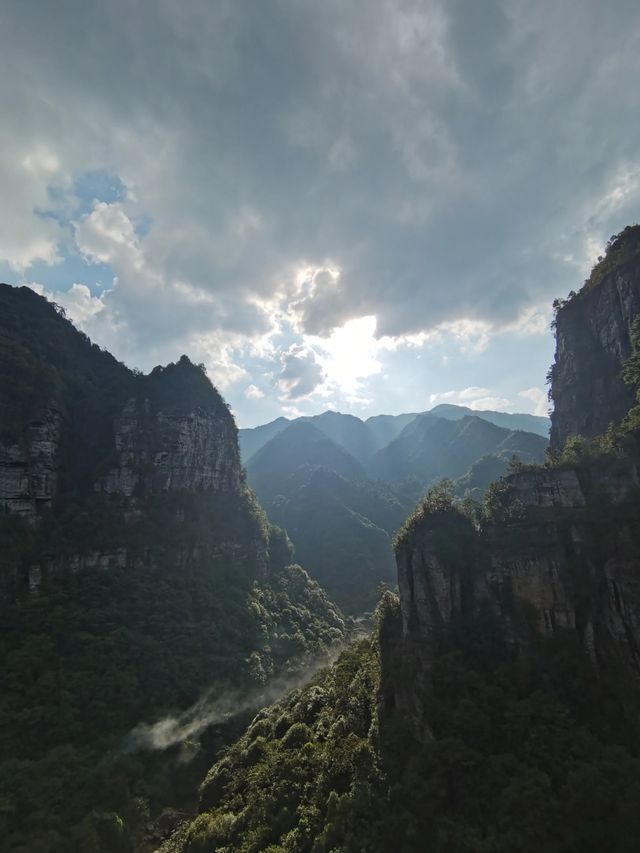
2,1 -> 640,427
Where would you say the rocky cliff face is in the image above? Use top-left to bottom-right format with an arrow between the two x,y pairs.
99,392 -> 240,498
0,284 -> 242,519
0,286 -> 256,596
385,228 -> 640,740
550,228 -> 640,448
389,451 -> 640,739
0,404 -> 62,520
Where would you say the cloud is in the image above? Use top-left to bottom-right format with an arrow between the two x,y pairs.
244,384 -> 264,400
429,387 -> 513,412
53,283 -> 105,324
518,386 -> 549,417
75,202 -> 138,265
277,345 -> 326,399
2,0 -> 640,424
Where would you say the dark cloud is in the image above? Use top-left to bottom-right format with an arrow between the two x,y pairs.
2,0 -> 640,422
278,345 -> 326,399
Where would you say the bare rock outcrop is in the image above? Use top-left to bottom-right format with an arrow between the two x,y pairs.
0,405 -> 62,521
550,228 -> 640,448
98,396 -> 240,498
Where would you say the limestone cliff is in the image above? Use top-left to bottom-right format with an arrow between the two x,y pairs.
0,283 -> 242,516
0,289 -> 346,853
384,227 -> 640,740
98,365 -> 241,498
387,448 -> 640,740
550,225 -> 640,448
0,404 -> 62,519
0,285 -> 259,596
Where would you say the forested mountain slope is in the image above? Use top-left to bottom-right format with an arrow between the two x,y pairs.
244,410 -> 546,612
0,284 -> 344,853
239,406 -> 550,465
368,413 -> 547,486
167,227 -> 640,853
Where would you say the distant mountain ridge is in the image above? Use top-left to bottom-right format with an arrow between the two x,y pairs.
239,405 -> 549,463
369,414 -> 548,486
244,409 -> 548,612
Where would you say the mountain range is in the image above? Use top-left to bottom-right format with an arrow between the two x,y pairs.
239,405 -> 549,463
242,407 -> 548,612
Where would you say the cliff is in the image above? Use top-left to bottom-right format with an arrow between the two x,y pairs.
384,228 -> 640,741
98,362 -> 240,498
0,285 -> 257,593
0,285 -> 241,520
0,283 -> 346,851
550,225 -> 640,448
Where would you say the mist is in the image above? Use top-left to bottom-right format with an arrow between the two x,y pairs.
123,648 -> 343,755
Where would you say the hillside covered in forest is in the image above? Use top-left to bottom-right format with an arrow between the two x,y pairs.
165,226 -> 640,853
242,408 -> 547,612
0,284 -> 345,852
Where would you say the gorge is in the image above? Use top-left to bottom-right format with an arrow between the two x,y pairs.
2,225 -> 640,853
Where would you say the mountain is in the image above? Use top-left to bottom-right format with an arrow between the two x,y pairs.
429,403 -> 550,437
238,415 -> 289,462
368,413 -> 547,487
0,284 -> 344,852
550,224 -> 640,447
300,410 -> 379,464
246,421 -> 367,499
166,231 -> 640,853
452,452 -> 512,499
243,412 -> 546,611
238,406 -> 550,464
263,467 -> 409,613
246,423 -> 404,612
364,411 -> 421,447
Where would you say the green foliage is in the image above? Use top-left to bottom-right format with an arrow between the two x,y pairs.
579,224 -> 640,295
394,479 -> 457,549
0,382 -> 342,853
255,466 -> 406,614
142,356 -> 230,417
0,515 -> 344,853
379,614 -> 640,853
162,639 -> 382,853
166,606 -> 640,853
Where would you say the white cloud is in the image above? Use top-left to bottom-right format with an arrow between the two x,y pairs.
244,384 -> 264,400
305,315 -> 384,395
74,202 -> 138,265
2,0 -> 640,425
518,386 -> 548,417
429,387 -> 513,412
54,283 -> 105,324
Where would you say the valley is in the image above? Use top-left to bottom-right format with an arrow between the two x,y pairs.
240,406 -> 548,612
1,226 -> 640,853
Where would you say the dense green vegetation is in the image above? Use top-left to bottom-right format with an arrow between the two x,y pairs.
0,285 -> 134,491
160,638 -> 382,853
580,224 -> 640,295
0,493 -> 344,853
246,422 -> 367,498
163,596 -> 640,853
258,467 -> 407,614
245,414 -> 546,613
0,286 -> 346,853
